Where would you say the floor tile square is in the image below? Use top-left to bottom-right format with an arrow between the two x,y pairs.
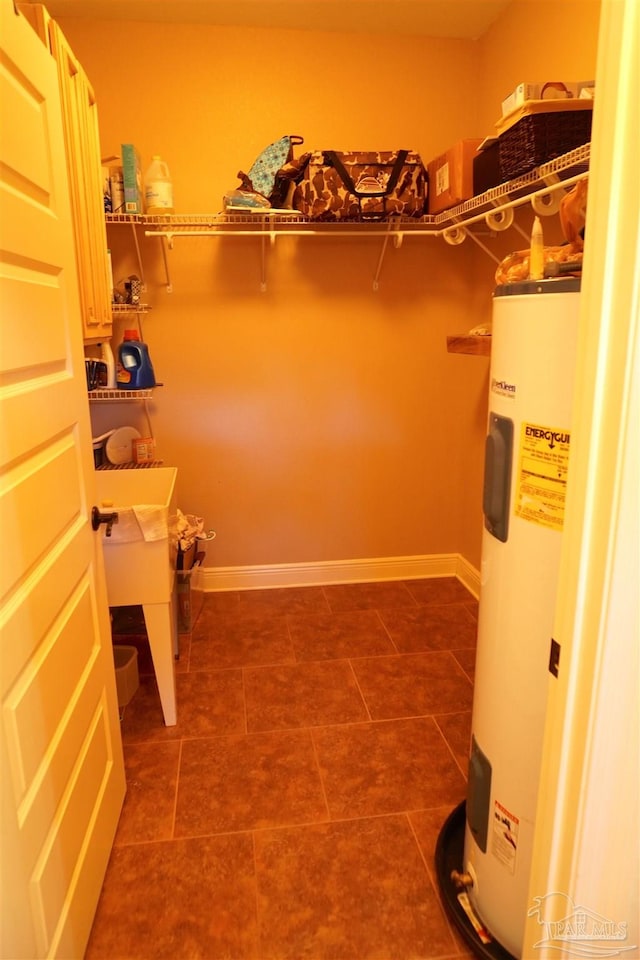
174,731 -> 328,836
313,717 -> 466,819
235,586 -> 331,619
85,834 -> 258,959
189,617 -> 295,670
288,609 -> 397,661
351,652 -> 473,720
380,603 -> 477,653
404,577 -> 475,605
254,816 -> 456,959
322,580 -> 417,613
244,660 -> 368,732
114,741 -> 180,846
121,670 -> 246,742
189,592 -> 242,641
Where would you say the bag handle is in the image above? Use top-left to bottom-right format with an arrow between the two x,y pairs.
324,150 -> 409,198
540,81 -> 573,99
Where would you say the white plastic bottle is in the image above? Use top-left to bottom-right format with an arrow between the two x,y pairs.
144,155 -> 174,214
100,340 -> 116,388
529,215 -> 544,280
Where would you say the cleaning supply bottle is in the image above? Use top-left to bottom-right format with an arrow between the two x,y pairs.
144,156 -> 174,214
529,216 -> 544,280
100,340 -> 116,388
117,329 -> 156,389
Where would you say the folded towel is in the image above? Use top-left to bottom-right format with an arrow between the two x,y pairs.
132,504 -> 168,542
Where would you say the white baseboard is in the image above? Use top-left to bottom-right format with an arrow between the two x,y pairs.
201,553 -> 480,596
455,554 -> 481,599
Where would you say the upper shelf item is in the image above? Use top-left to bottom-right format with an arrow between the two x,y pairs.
106,144 -> 589,291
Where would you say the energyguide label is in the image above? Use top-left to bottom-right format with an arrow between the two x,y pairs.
515,421 -> 571,530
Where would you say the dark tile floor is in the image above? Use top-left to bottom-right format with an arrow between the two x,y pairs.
87,577 -> 479,960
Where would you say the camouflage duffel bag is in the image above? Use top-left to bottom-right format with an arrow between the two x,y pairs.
292,149 -> 428,221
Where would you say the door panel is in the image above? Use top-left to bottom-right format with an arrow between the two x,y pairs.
0,5 -> 125,958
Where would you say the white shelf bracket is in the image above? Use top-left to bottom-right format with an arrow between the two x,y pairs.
445,222 -> 501,264
260,234 -> 268,293
485,208 -> 514,232
531,190 -> 563,216
372,223 -> 403,291
464,229 -> 502,264
443,226 -> 467,246
129,220 -> 146,291
160,236 -> 173,293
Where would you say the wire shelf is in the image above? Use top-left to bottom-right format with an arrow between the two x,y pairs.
88,388 -> 155,401
105,143 -> 590,239
95,460 -> 164,470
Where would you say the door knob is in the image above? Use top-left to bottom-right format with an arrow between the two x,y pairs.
91,506 -> 119,537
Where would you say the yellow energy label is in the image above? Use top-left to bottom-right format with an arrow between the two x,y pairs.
515,421 -> 571,530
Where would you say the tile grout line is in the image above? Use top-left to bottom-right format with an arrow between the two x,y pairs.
250,830 -> 263,960
240,666 -> 249,735
432,708 -> 470,782
346,657 -> 373,722
308,726 -> 333,823
375,607 -> 401,653
405,811 -> 461,957
170,738 -> 183,840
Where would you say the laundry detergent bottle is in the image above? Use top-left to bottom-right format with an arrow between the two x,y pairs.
117,329 -> 156,389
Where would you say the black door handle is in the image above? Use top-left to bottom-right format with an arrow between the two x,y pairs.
91,506 -> 119,537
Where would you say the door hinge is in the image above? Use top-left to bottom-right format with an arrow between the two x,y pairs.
549,637 -> 561,678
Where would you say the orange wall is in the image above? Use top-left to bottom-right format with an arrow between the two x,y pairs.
65,7 -> 600,574
478,0 -> 601,130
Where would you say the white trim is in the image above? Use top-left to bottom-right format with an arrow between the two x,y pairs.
455,554 -> 481,599
523,0 -> 640,954
200,552 -> 479,593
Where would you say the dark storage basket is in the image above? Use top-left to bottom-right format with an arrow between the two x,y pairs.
498,109 -> 592,180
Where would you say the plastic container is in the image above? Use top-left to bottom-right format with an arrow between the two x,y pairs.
144,155 -> 174,214
100,340 -> 116,388
117,329 -> 156,389
113,644 -> 139,707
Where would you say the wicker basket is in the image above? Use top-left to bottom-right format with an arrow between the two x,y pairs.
498,107 -> 592,180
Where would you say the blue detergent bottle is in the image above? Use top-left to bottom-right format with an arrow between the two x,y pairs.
117,329 -> 156,389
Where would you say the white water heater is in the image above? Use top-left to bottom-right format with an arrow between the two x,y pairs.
464,278 -> 581,958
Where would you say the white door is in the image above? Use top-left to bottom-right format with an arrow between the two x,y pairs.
0,5 -> 125,958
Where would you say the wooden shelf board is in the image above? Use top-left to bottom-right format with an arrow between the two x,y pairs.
447,335 -> 492,356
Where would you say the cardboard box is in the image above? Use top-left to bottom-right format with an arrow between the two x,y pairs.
428,139 -> 482,215
121,144 -> 142,214
501,81 -> 594,117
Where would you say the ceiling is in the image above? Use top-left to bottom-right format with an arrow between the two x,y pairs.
40,0 -> 512,40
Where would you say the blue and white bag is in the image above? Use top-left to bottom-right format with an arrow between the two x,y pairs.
241,135 -> 304,206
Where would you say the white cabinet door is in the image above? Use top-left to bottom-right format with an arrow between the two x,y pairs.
0,4 -> 125,957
